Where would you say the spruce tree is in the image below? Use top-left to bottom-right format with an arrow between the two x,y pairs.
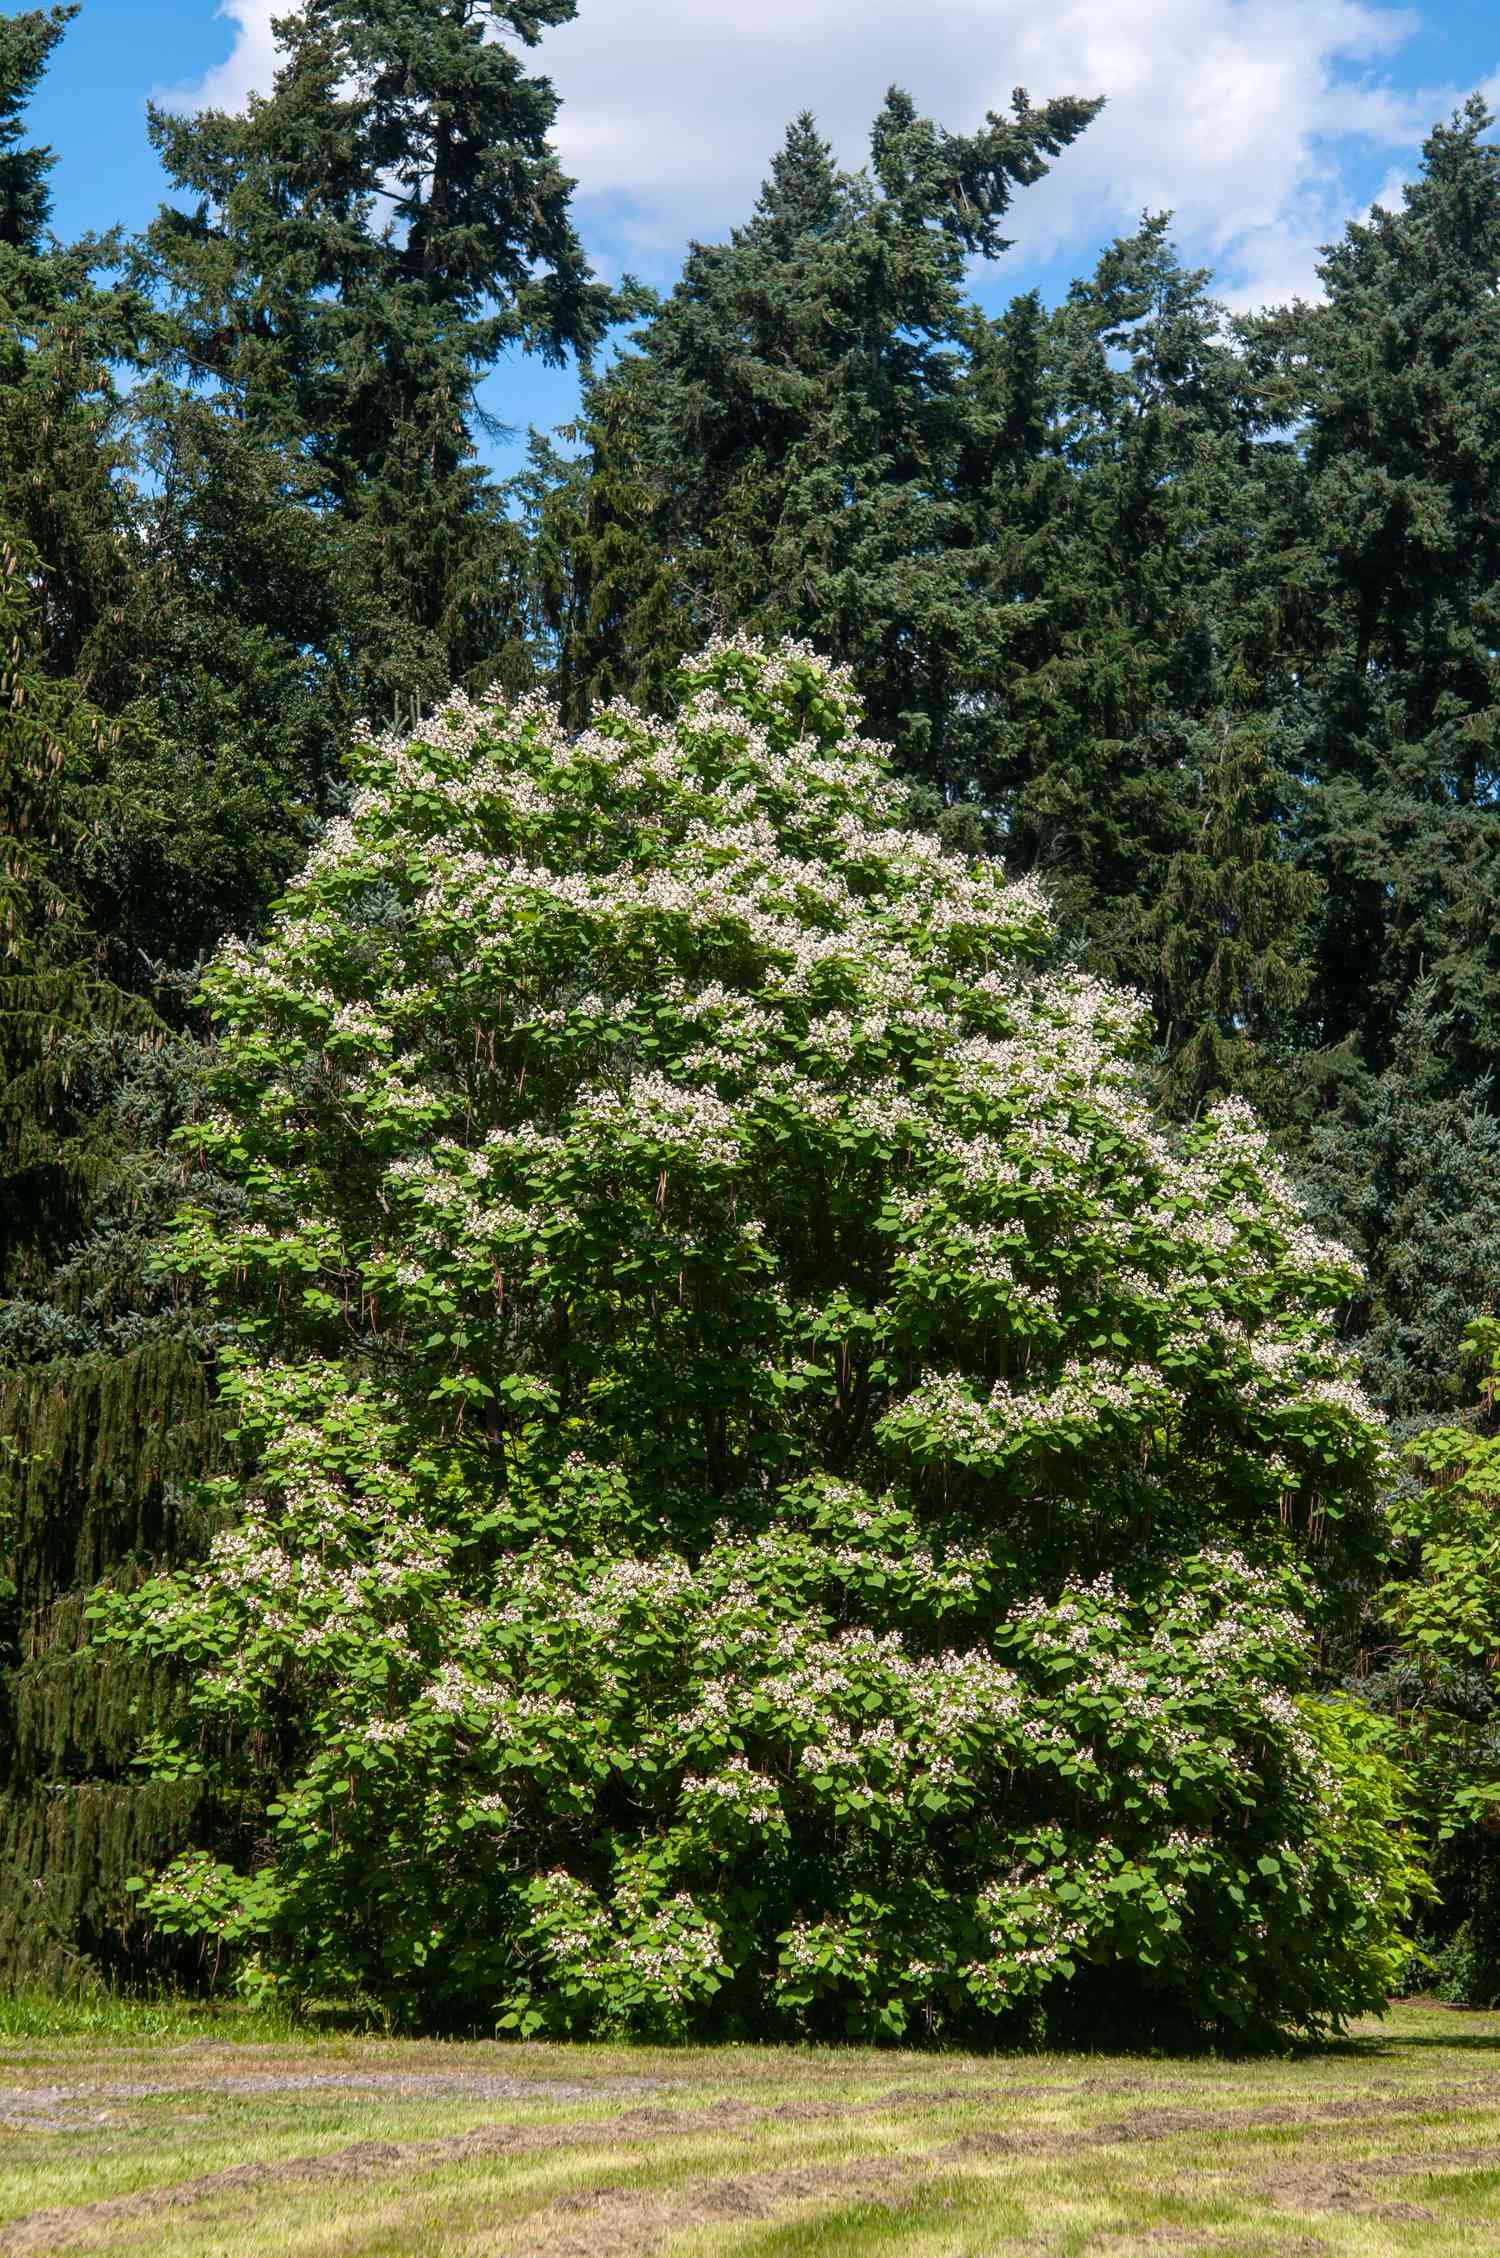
0,12 -> 265,1991
0,5 -> 70,253
0,4 -> 146,694
0,535 -> 218,1992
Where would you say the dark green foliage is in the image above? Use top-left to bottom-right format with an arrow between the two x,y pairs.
0,1565 -> 212,1993
970,222 -> 1318,1119
508,376 -> 682,724
0,536 -> 152,1265
0,7 -> 146,697
97,390 -> 357,972
1,1340 -> 216,1622
0,5 -> 70,254
529,90 -> 1099,749
144,0 -> 609,715
1231,102 -> 1500,1441
0,530 -> 222,1990
1299,990 -> 1500,1430
1249,99 -> 1500,1091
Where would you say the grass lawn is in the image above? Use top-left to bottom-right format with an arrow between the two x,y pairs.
1,1999 -> 1499,2256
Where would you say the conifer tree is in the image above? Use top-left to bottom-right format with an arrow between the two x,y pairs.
958,221 -> 1315,1115
0,14 -> 251,1990
0,5 -> 70,253
1232,101 -> 1500,1412
0,4 -> 146,694
145,0 -> 608,715
539,88 -> 1099,756
0,5 -> 345,931
1250,99 -> 1500,1090
0,534 -> 143,1252
1299,988 -> 1500,1428
0,534 -> 218,1992
508,362 -> 685,727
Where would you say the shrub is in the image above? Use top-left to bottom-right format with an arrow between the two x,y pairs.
99,641 -> 1418,2039
1375,1320 -> 1500,2003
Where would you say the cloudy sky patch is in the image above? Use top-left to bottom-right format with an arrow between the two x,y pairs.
164,0 -> 1490,311
27,0 -> 1490,455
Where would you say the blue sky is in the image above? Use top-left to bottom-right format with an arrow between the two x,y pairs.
27,0 -> 1500,464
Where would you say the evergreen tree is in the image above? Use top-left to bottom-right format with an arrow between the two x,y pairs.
966,221 -> 1316,1116
0,534 -> 219,1992
0,5 -> 69,253
145,0 -> 608,715
100,383 -> 357,973
540,88 -> 1099,756
0,533 -> 145,1262
1250,98 -> 1500,1090
0,5 -> 146,694
0,13 -> 291,1990
508,359 -> 684,726
1300,987 -> 1500,1429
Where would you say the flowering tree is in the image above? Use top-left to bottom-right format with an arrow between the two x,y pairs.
101,642 -> 1418,2037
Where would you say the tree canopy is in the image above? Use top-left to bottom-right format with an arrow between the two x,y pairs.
3,0 -> 1500,2017
103,642 -> 1413,2038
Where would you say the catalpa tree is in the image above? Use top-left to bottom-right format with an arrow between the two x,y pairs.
102,642 -> 1418,2038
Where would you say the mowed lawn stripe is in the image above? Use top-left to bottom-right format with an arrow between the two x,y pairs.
1,2005 -> 1499,2254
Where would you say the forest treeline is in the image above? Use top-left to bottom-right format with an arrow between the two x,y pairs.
3,0 -> 1500,2007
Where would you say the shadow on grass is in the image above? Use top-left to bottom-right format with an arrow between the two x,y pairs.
1298,1999 -> 1500,2061
1354,2031 -> 1500,2051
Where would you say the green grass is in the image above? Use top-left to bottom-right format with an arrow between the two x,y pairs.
2,2000 -> 1500,2255
0,1988 -> 312,2045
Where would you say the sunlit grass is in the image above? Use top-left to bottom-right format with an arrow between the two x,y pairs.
2,2000 -> 1499,2254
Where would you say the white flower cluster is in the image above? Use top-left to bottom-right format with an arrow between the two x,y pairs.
124,639 -> 1413,2035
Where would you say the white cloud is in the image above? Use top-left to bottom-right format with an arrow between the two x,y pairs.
163,0 -> 1484,308
156,1 -> 279,112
